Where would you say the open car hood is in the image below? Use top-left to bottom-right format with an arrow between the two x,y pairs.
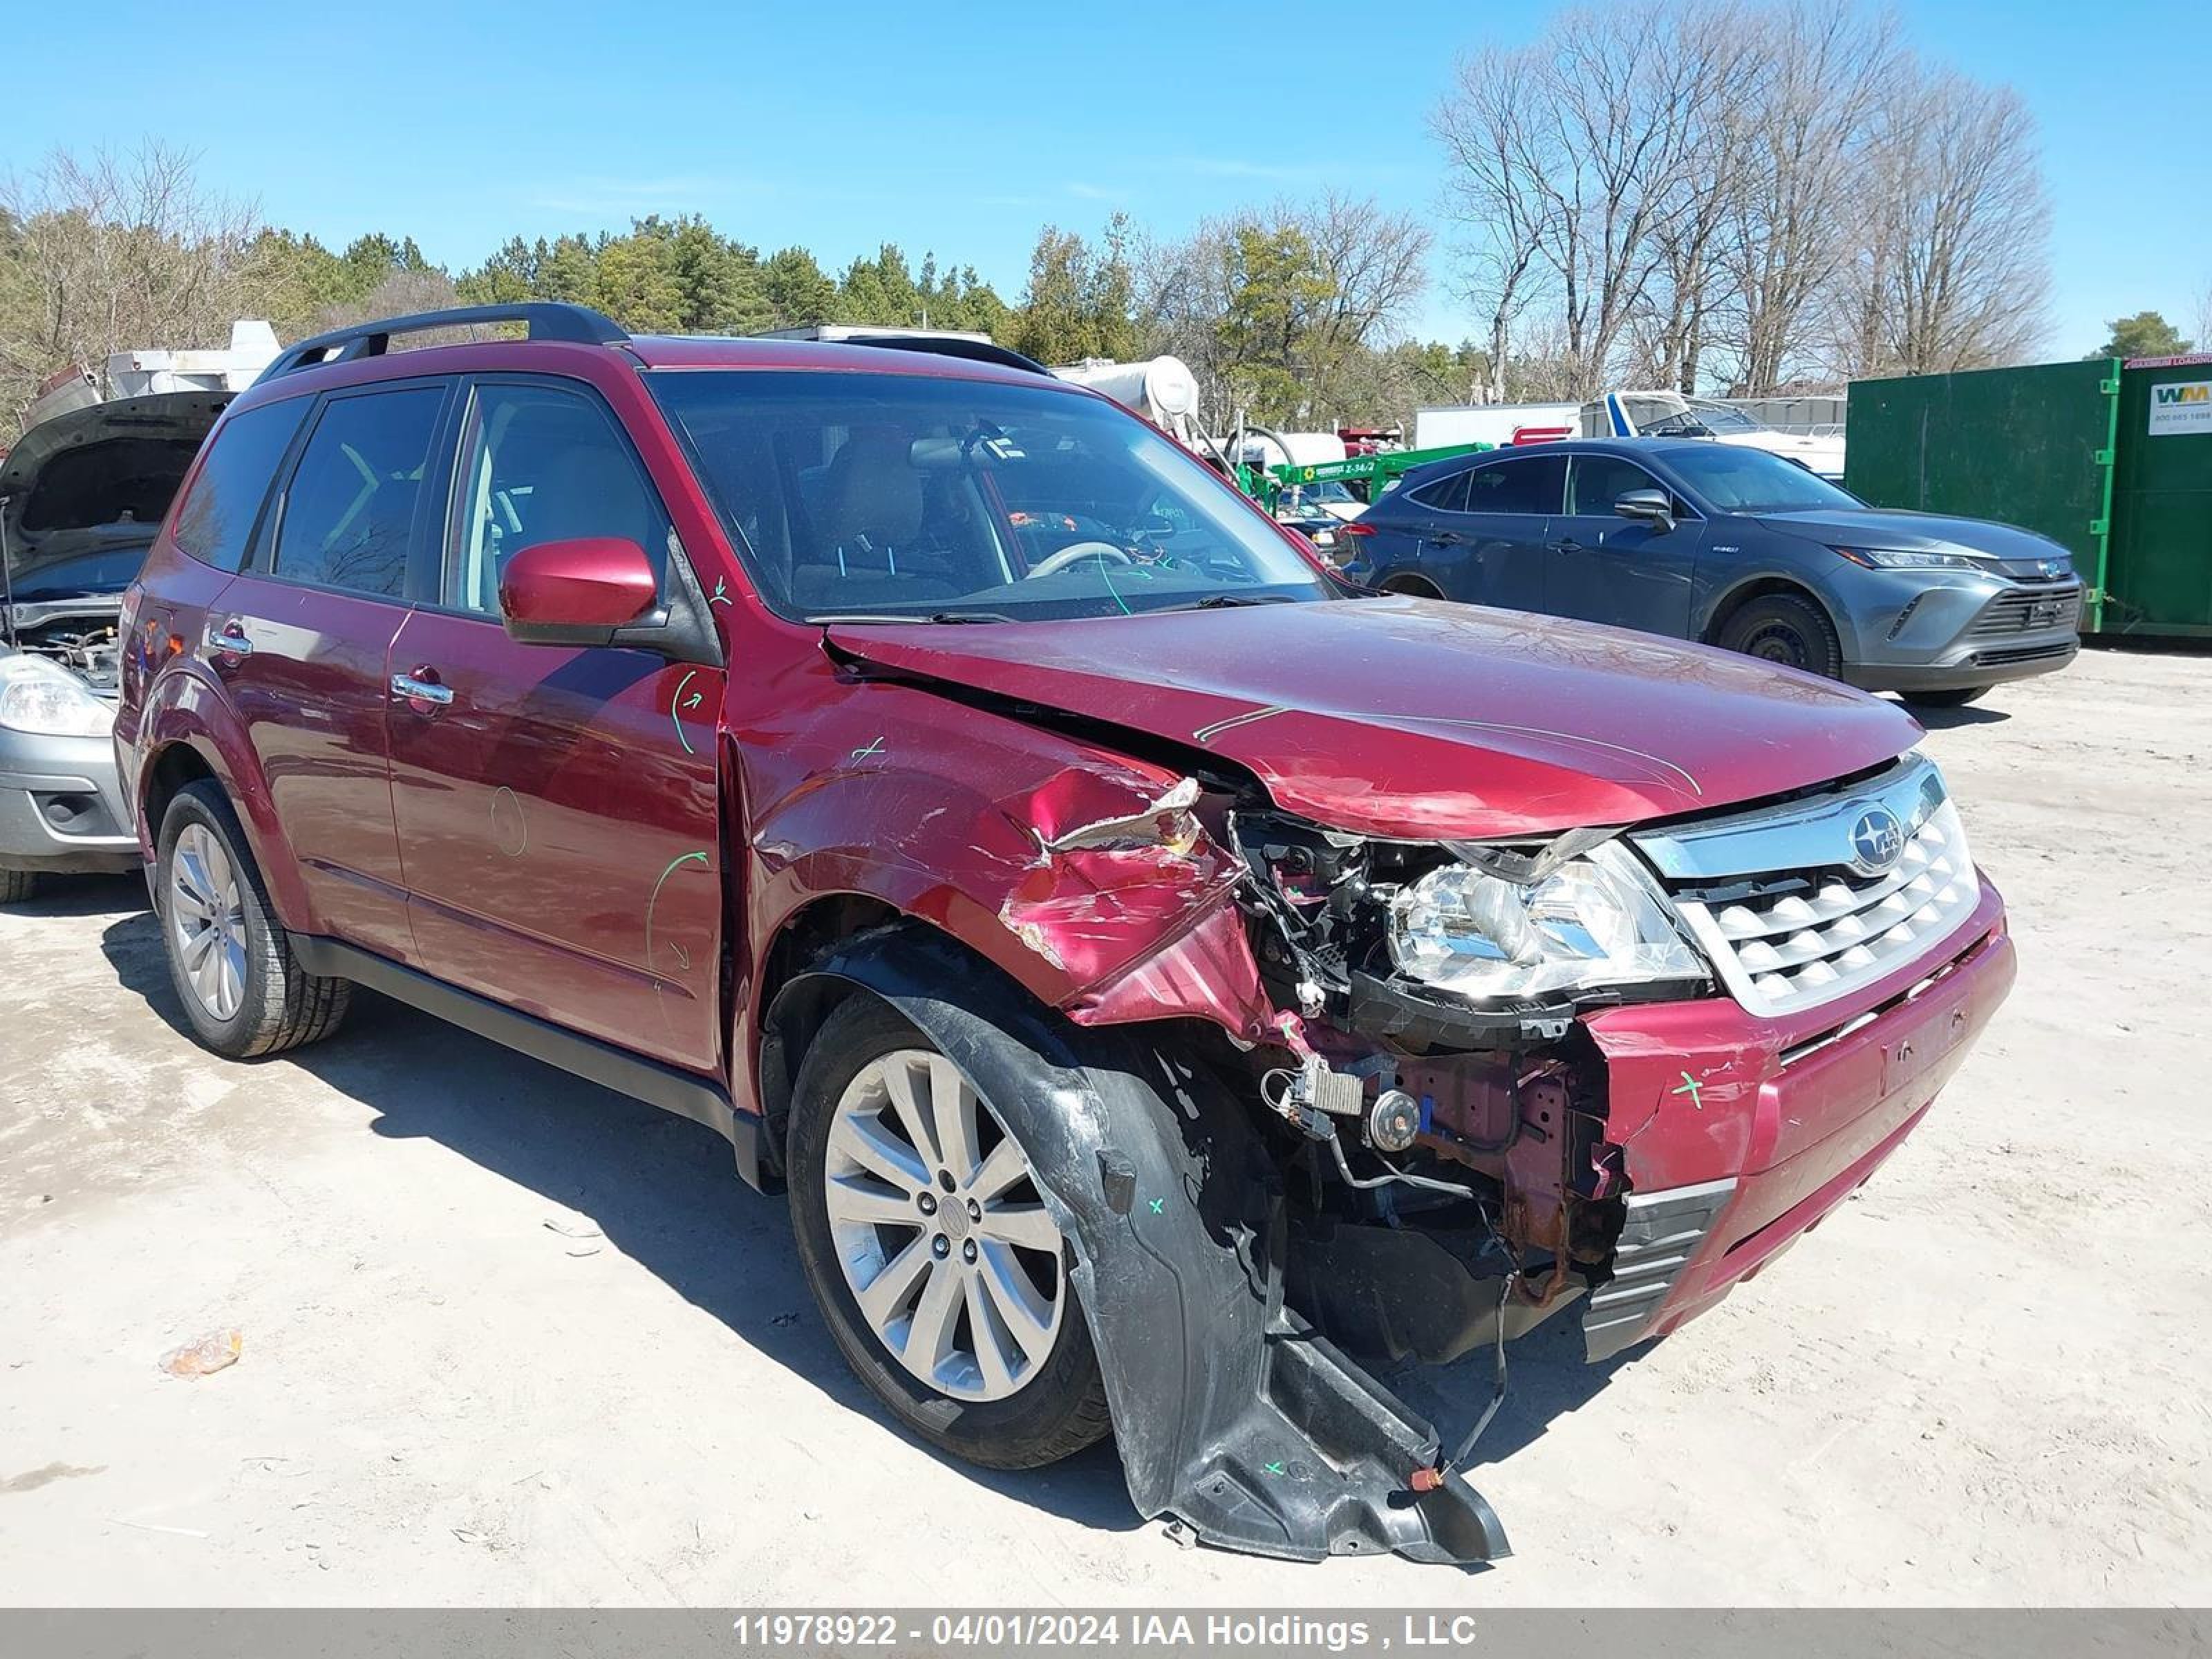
1,391 -> 228,579
826,594 -> 1921,841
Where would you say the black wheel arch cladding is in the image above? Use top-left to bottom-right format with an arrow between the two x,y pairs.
769,923 -> 1511,1566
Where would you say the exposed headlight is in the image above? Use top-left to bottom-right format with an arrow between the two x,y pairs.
1833,545 -> 1989,572
1389,842 -> 1703,1001
0,655 -> 114,738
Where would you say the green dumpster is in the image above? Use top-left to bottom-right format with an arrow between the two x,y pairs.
1845,355 -> 2212,637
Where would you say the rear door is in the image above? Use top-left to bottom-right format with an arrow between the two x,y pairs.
384,375 -> 726,1074
207,379 -> 451,960
1548,452 -> 1704,637
1438,453 -> 1564,612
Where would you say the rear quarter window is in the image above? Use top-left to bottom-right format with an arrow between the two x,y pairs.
170,400 -> 310,574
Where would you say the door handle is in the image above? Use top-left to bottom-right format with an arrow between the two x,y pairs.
1427,529 -> 1464,546
390,671 -> 454,709
206,619 -> 254,662
1551,538 -> 1584,552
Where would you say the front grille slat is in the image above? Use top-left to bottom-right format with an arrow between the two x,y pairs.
1969,583 -> 2081,637
1632,758 -> 1983,1019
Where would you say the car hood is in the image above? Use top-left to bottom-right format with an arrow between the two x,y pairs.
0,390 -> 228,579
1756,508 -> 2075,577
827,596 -> 1921,841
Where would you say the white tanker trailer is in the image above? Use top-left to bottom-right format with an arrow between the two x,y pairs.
1049,355 -> 1203,442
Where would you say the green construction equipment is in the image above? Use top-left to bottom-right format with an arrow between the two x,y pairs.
1236,442 -> 1492,509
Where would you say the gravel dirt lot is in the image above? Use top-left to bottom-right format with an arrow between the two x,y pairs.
2,646 -> 2207,1607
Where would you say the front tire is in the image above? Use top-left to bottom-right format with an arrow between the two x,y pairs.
0,869 -> 38,905
1716,592 -> 1844,678
155,780 -> 350,1058
787,993 -> 1109,1470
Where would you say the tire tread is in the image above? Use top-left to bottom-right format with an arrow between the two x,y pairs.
160,781 -> 350,1058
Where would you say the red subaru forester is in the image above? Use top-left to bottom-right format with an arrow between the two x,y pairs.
115,304 -> 2014,1566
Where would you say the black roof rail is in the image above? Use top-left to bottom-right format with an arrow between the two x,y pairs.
753,326 -> 1051,377
254,302 -> 630,385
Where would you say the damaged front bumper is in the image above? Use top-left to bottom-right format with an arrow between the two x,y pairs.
1582,882 -> 2014,1358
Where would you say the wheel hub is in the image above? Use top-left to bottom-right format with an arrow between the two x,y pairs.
822,1048 -> 1067,1403
168,823 -> 248,1023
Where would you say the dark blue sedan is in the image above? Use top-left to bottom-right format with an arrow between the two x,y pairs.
1338,438 -> 2081,706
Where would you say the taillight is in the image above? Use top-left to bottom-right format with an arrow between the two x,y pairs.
1342,521 -> 1376,537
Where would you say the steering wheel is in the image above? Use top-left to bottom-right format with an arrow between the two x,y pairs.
1024,540 -> 1138,581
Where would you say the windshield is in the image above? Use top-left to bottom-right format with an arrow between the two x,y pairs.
1665,445 -> 1864,513
1684,398 -> 1763,434
1275,480 -> 1358,513
649,371 -> 1331,622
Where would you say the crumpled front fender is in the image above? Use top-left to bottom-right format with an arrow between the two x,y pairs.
776,926 -> 1510,1568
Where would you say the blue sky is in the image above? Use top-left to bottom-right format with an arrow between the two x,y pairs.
11,0 -> 2208,359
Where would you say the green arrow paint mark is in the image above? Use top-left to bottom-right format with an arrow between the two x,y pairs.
645,850 -> 710,976
709,577 -> 732,606
1672,1071 -> 1705,1111
670,671 -> 700,756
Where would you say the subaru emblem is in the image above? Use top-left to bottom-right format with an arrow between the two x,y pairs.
1848,806 -> 1904,875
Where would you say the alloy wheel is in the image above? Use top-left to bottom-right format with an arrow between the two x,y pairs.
823,1049 -> 1067,1402
169,823 -> 248,1022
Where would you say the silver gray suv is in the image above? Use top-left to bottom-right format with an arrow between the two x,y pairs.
1341,438 -> 2081,708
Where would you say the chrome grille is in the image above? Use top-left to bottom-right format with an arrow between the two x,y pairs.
1631,756 -> 1982,1018
1969,583 -> 2081,637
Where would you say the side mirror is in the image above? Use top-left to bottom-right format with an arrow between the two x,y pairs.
1614,489 -> 1676,533
498,537 -> 658,646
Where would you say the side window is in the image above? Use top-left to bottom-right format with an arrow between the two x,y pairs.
447,382 -> 670,616
1568,455 -> 1662,516
170,400 -> 309,574
271,388 -> 445,598
1408,470 -> 1471,514
1464,456 -> 1566,516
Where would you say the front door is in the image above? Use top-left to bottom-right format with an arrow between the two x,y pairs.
1548,453 -> 1705,637
209,380 -> 451,962
385,377 -> 726,1074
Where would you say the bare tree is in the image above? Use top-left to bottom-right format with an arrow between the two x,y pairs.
1287,193 -> 1430,412
1722,1 -> 1901,394
0,142 -> 263,427
1635,1 -> 1772,392
1845,68 -> 2052,375
1132,196 -> 1427,427
1431,50 -> 1553,401
1432,4 -> 1723,399
1432,2 -> 2052,399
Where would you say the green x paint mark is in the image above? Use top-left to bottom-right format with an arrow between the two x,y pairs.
1263,1461 -> 1285,1477
1147,1197 -> 1165,1215
1672,1071 -> 1705,1111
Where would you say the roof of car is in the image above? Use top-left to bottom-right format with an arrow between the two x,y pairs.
621,333 -> 1050,384
247,302 -> 1060,397
1391,435 -> 1712,490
